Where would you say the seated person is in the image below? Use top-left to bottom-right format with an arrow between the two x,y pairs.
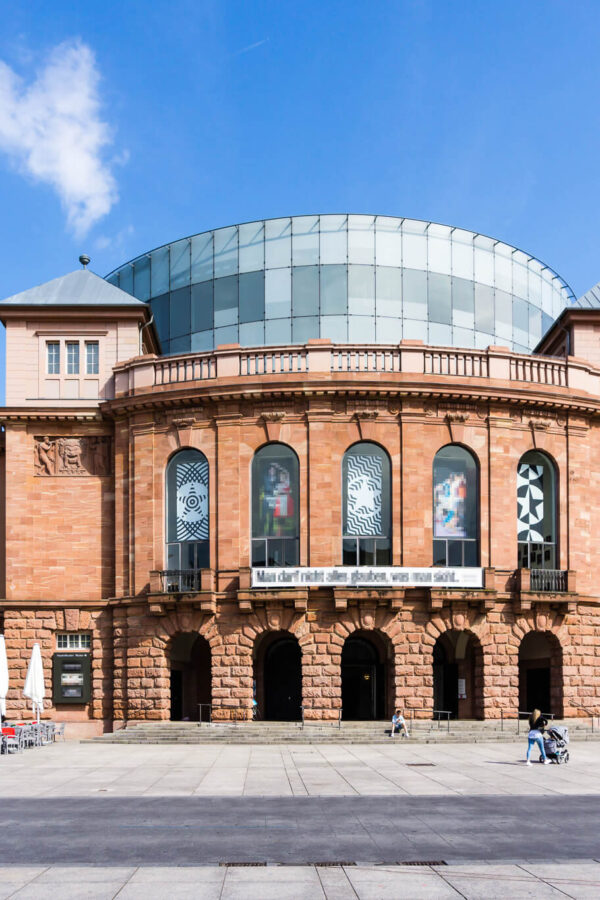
391,709 -> 409,737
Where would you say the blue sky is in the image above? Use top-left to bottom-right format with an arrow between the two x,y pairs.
0,0 -> 599,391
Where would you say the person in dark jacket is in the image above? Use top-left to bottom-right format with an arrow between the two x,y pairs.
526,708 -> 550,765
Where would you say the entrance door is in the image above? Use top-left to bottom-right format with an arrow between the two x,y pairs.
264,637 -> 302,721
342,636 -> 384,720
433,641 -> 458,719
526,667 -> 551,714
170,670 -> 183,721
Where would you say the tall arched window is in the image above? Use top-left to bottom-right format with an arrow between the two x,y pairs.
252,444 -> 299,567
517,451 -> 557,569
433,445 -> 478,567
166,449 -> 209,575
342,442 -> 391,565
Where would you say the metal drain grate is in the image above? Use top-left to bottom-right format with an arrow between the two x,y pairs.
406,763 -> 436,767
397,861 -> 447,866
313,862 -> 356,867
219,862 -> 267,867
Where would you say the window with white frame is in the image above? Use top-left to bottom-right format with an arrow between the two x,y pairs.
57,633 -> 91,650
47,341 -> 60,374
85,341 -> 99,375
66,342 -> 80,375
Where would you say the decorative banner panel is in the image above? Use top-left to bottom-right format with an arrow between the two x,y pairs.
345,454 -> 383,536
252,566 -> 483,588
517,463 -> 544,542
434,471 -> 467,537
176,460 -> 209,541
34,436 -> 111,476
254,454 -> 297,538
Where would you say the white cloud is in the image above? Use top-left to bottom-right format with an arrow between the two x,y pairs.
0,39 -> 119,236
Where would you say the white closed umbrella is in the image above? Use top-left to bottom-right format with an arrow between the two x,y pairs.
23,642 -> 45,722
0,635 -> 8,719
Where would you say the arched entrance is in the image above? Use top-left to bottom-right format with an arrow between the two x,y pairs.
170,633 -> 211,721
254,632 -> 302,721
519,632 -> 563,717
341,632 -> 388,720
432,631 -> 483,719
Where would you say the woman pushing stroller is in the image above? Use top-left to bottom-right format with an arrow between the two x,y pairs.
525,708 -> 551,765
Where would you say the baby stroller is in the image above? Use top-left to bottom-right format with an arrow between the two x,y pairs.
542,725 -> 570,765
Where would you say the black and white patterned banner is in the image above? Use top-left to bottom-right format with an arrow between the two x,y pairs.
346,454 -> 383,536
176,460 -> 209,541
517,463 -> 544,542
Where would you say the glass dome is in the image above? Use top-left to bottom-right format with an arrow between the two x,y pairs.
105,215 -> 576,355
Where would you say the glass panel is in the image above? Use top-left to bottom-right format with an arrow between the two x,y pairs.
342,538 -> 358,565
433,540 -> 446,566
191,232 -> 213,283
343,442 -> 391,544
375,216 -> 402,267
252,445 -> 300,564
403,269 -> 427,319
265,318 -> 291,344
513,297 -> 529,345
475,284 -> 494,333
513,258 -> 528,298
429,323 -> 453,346
349,315 -> 375,341
293,316 -> 319,342
265,217 -> 291,268
265,268 -> 291,318
433,445 -> 478,543
402,319 -> 427,341
320,314 -> 348,342
452,326 -> 475,347
169,334 -> 191,354
375,537 -> 391,565
214,325 -> 238,346
85,341 -> 99,375
495,289 -> 512,341
133,256 -> 151,301
191,330 -> 214,351
427,223 -> 452,275
167,543 -> 180,569
452,276 -> 474,328
529,304 -> 542,342
151,247 -> 169,295
376,266 -> 402,317
47,342 -> 60,374
358,539 -> 376,566
213,226 -> 238,277
348,214 -> 375,264
214,276 -> 238,327
239,271 -> 264,322
428,273 -> 451,324
66,342 -> 80,375
402,219 -> 427,269
239,321 -> 264,346
191,281 -> 213,332
292,215 -> 319,265
170,286 -> 191,338
252,539 -> 266,567
495,246 -> 513,293
451,231 -> 473,280
448,540 -> 462,566
292,266 -> 319,316
319,214 -> 347,264
166,450 -> 209,548
474,330 -> 494,350
239,221 -> 264,273
119,264 -> 133,295
348,264 -> 374,315
320,264 -> 347,314
463,541 -> 478,566
375,316 -> 402,342
473,245 -> 494,286
170,238 -> 190,289
150,293 -> 170,343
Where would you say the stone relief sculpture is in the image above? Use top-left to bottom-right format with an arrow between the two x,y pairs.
34,436 -> 111,476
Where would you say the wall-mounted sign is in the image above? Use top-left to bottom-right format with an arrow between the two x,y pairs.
458,678 -> 467,700
251,567 -> 483,589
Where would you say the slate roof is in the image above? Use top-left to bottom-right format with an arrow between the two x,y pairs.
577,281 -> 600,309
0,268 -> 146,307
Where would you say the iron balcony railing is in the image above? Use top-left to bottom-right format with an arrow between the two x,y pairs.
530,569 -> 568,593
159,569 -> 203,593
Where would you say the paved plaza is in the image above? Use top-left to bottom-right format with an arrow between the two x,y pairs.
0,740 -> 599,897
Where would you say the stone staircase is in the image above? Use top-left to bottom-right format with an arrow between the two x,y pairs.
88,718 -> 600,745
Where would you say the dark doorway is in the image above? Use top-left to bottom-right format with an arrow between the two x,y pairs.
432,631 -> 483,720
170,633 -> 211,721
519,632 -> 562,717
264,636 -> 302,721
433,641 -> 458,719
342,634 -> 385,720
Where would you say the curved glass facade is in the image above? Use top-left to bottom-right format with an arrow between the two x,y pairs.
106,215 -> 575,354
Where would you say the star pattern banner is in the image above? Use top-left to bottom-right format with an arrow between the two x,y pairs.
176,460 -> 209,541
517,463 -> 544,542
345,454 -> 383,536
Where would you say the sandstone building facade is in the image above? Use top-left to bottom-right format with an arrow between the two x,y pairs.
1,216 -> 600,736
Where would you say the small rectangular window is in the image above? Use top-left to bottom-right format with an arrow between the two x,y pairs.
47,342 -> 60,374
85,341 -> 99,374
66,342 -> 80,374
57,633 -> 91,650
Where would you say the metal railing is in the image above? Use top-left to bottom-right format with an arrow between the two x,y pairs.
198,703 -> 212,723
530,569 -> 567,592
406,708 -> 453,732
498,710 -> 556,734
159,569 -> 203,592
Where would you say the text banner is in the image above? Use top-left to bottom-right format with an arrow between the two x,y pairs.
251,566 -> 483,588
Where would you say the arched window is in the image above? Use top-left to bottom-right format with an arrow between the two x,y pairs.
433,445 -> 478,567
342,442 -> 391,566
166,449 -> 209,579
517,451 -> 557,569
252,444 -> 299,567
